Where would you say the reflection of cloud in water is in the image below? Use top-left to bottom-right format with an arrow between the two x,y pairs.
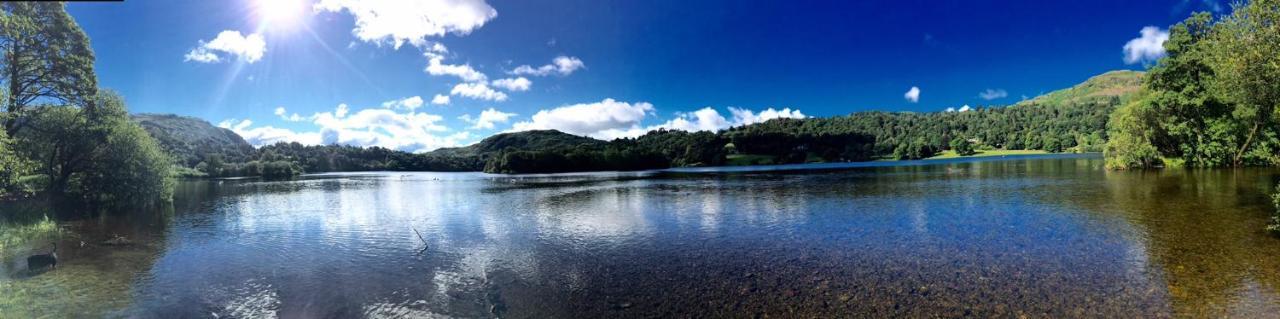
534,187 -> 652,242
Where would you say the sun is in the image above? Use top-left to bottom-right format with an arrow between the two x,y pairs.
254,0 -> 308,31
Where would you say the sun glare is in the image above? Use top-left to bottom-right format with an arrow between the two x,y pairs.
254,0 -> 308,31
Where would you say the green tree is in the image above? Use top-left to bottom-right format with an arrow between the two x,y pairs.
949,137 -> 976,156
1209,0 -> 1280,166
75,91 -> 174,207
1105,94 -> 1164,169
17,104 -> 94,194
0,127 -> 28,192
0,2 -> 98,135
15,92 -> 173,205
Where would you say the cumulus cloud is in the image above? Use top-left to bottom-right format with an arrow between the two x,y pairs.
1123,26 -> 1169,64
314,0 -> 498,49
184,30 -> 266,63
727,107 -> 807,126
219,119 -> 322,146
658,108 -> 731,132
459,108 -> 517,130
510,98 -> 653,139
431,94 -> 451,105
381,96 -> 424,110
274,107 -> 310,122
510,56 -> 585,76
223,98 -> 470,152
945,105 -> 973,113
451,82 -> 508,101
904,86 -> 921,103
490,77 -> 532,91
978,88 -> 1008,100
425,55 -> 487,82
507,98 -> 808,140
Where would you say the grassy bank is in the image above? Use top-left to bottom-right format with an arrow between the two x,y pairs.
926,149 -> 1050,159
0,216 -> 63,260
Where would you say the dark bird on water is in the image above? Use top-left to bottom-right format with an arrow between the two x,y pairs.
27,243 -> 58,271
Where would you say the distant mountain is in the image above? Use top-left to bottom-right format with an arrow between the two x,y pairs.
1016,70 -> 1144,107
428,129 -> 606,159
132,113 -> 256,167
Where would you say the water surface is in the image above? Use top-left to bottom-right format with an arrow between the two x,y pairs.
3,154 -> 1280,317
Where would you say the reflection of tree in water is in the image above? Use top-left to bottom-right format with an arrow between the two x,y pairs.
1099,168 -> 1280,316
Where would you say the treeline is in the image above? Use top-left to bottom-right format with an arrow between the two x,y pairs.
484,130 -> 727,173
0,3 -> 173,208
1105,3 -> 1280,169
172,83 -> 1124,175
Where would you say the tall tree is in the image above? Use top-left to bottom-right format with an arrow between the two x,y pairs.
0,2 -> 97,135
1210,0 -> 1280,166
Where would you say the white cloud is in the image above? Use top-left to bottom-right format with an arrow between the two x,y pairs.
490,77 -> 532,91
431,94 -> 451,105
185,30 -> 266,63
506,98 -> 807,140
510,56 -> 585,76
658,107 -> 731,132
335,103 -> 350,118
451,82 -> 508,101
274,107 -> 309,122
381,96 -> 424,110
459,108 -> 517,130
727,107 -> 807,126
1123,26 -> 1169,64
959,105 -> 971,112
225,100 -> 470,152
978,88 -> 1008,100
904,86 -> 921,103
219,119 -> 322,146
314,0 -> 497,49
425,55 -> 487,82
509,98 -> 653,139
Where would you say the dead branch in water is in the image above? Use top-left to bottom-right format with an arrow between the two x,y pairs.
413,227 -> 429,255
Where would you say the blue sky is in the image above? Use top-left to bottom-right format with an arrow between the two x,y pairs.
65,0 -> 1223,151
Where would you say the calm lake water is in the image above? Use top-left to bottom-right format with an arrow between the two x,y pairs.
4,154 -> 1280,318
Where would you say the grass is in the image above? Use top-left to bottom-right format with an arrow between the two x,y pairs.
0,215 -> 63,260
726,154 -> 776,166
926,149 -> 1049,160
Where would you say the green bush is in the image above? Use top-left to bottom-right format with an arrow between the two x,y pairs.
949,137 -> 976,156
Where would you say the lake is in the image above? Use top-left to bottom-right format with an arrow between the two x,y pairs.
3,154 -> 1280,317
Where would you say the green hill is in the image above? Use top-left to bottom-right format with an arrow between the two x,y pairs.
1016,70 -> 1145,107
131,113 -> 256,167
428,129 -> 605,159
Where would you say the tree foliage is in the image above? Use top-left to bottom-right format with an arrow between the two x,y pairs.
14,92 -> 173,206
0,127 -> 27,193
76,92 -> 173,207
950,137 -> 976,156
0,2 -> 98,135
1105,3 -> 1280,169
